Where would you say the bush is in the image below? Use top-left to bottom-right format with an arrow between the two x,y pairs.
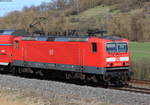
131,58 -> 150,80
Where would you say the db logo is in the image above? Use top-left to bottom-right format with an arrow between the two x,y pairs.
116,58 -> 120,61
49,49 -> 54,55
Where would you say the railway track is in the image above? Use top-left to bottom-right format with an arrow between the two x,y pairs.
1,70 -> 150,95
112,86 -> 150,94
129,79 -> 150,86
111,80 -> 150,94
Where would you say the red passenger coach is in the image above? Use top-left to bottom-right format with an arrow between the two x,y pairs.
0,29 -> 131,85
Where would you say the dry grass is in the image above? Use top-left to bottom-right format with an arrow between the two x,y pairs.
0,1 -> 149,42
131,58 -> 150,81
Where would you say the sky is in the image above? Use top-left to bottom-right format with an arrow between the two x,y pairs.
0,0 -> 51,17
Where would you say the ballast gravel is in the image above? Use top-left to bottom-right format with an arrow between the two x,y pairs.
0,74 -> 149,105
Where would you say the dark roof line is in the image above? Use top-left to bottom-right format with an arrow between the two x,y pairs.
0,29 -> 124,41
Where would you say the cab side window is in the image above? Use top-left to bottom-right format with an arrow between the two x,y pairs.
91,43 -> 97,53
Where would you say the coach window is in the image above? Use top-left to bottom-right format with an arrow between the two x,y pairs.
15,41 -> 19,48
91,43 -> 97,53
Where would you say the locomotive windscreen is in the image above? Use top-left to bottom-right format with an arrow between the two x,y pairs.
0,29 -> 28,36
0,30 -> 15,35
106,42 -> 128,53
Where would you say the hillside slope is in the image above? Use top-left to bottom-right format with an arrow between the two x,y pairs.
0,0 -> 149,41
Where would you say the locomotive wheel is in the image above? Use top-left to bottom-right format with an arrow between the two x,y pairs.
0,66 -> 5,73
11,67 -> 19,76
65,73 -> 72,80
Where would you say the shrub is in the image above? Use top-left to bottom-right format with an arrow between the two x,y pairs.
131,58 -> 150,80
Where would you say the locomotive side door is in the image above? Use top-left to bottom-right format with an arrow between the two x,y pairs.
81,48 -> 86,67
12,40 -> 22,63
79,44 -> 86,72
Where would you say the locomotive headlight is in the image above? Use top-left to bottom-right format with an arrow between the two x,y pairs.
106,57 -> 116,62
120,57 -> 129,61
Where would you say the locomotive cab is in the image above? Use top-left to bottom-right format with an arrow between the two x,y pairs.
106,41 -> 129,67
101,36 -> 131,84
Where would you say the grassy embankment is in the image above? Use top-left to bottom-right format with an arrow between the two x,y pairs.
130,42 -> 150,80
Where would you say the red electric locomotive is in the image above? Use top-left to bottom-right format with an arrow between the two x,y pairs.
0,29 -> 131,85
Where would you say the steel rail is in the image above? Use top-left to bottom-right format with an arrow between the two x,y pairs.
112,86 -> 150,94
